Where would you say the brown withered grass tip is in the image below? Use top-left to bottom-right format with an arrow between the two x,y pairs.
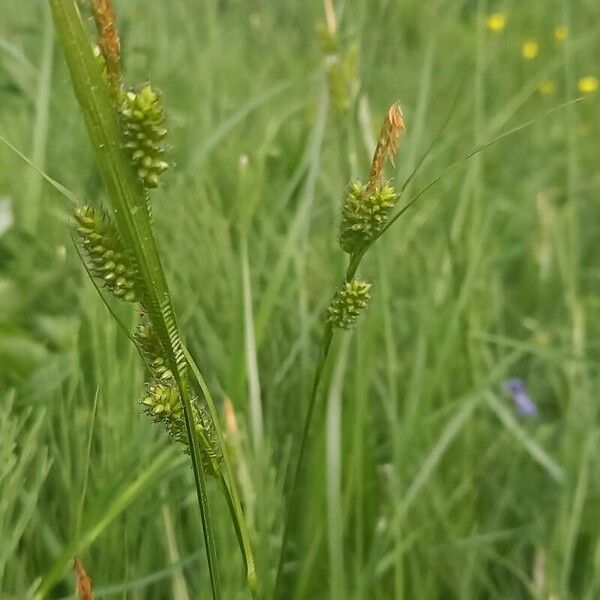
74,557 -> 94,600
90,0 -> 121,85
368,103 -> 405,191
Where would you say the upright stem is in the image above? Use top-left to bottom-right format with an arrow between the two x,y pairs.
273,247 -> 365,596
185,348 -> 257,592
273,324 -> 334,597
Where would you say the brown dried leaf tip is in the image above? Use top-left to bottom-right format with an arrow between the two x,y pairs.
74,557 -> 94,600
368,103 -> 406,191
90,0 -> 121,85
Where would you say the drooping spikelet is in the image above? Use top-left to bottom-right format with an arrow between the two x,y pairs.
135,322 -> 223,476
118,85 -> 169,189
326,278 -> 371,329
74,205 -> 139,302
339,182 -> 398,254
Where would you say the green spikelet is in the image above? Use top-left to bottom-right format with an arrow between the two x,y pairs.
327,278 -> 371,329
339,182 -> 398,254
118,84 -> 169,189
74,205 -> 139,302
136,322 -> 222,476
134,323 -> 173,379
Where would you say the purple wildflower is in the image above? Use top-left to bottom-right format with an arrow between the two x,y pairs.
503,379 -> 538,417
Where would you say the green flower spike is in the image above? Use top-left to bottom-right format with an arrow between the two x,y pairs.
339,181 -> 398,254
74,205 -> 139,302
141,382 -> 223,476
135,322 -> 222,476
118,84 -> 169,189
327,278 -> 372,329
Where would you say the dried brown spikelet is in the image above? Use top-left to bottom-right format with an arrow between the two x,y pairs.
90,0 -> 121,86
368,103 -> 406,191
74,557 -> 94,600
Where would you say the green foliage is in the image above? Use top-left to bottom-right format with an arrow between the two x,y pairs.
2,0 -> 600,599
339,182 -> 398,254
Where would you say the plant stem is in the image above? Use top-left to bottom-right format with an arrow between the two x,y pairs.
185,347 -> 258,593
273,323 -> 334,597
273,249 -> 364,596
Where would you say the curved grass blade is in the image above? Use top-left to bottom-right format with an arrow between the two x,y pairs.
184,348 -> 258,594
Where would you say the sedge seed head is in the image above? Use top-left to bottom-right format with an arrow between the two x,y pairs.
74,205 -> 139,303
136,320 -> 222,476
118,84 -> 170,189
339,181 -> 398,254
327,279 -> 372,329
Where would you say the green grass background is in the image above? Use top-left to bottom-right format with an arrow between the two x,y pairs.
1,0 -> 599,598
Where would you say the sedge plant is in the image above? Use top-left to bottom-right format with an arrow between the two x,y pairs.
48,0 -> 255,597
274,103 -> 407,595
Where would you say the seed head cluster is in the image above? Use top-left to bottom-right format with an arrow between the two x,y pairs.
135,323 -> 222,476
327,279 -> 371,329
74,205 -> 139,302
339,182 -> 398,254
118,85 -> 169,189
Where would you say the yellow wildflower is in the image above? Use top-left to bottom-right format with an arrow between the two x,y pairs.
578,76 -> 598,94
522,40 -> 539,60
486,13 -> 506,32
537,80 -> 557,96
554,26 -> 568,44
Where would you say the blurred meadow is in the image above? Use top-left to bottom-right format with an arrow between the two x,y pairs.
1,0 -> 600,598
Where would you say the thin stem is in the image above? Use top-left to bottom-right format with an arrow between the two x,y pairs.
185,347 -> 258,592
274,248 -> 364,596
274,323 -> 334,597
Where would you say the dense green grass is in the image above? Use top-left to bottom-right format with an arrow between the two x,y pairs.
1,0 -> 599,598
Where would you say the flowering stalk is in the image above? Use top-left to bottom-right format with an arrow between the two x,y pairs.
49,0 -> 255,597
274,103 -> 406,595
272,86 -> 583,595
